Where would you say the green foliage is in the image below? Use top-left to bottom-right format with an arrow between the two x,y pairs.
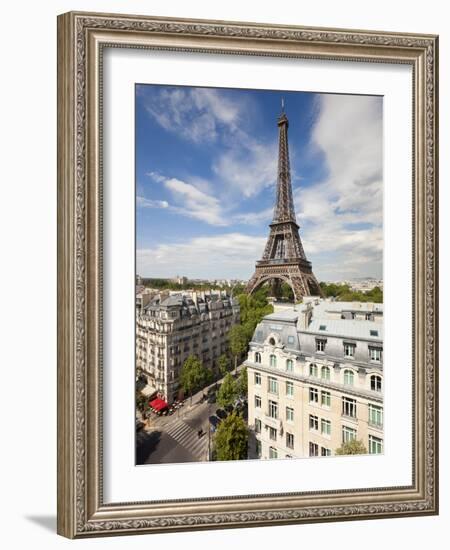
141,278 -> 224,291
237,291 -> 274,342
280,282 -> 294,301
236,367 -> 248,398
179,355 -> 211,400
214,412 -> 248,461
135,391 -> 149,414
228,324 -> 249,359
335,439 -> 367,455
217,354 -> 231,377
216,373 -> 238,409
319,282 -> 383,303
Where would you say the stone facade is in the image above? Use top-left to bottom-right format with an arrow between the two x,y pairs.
136,290 -> 240,404
246,298 -> 383,459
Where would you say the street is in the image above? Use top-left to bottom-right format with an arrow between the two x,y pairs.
136,389 -> 218,464
136,366 -> 245,465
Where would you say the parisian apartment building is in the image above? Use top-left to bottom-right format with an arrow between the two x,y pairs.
136,289 -> 240,404
246,298 -> 383,460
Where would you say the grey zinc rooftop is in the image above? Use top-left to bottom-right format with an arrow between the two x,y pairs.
264,310 -> 300,322
306,318 -> 383,340
312,301 -> 384,315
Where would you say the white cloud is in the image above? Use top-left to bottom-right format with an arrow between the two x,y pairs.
164,177 -> 227,226
141,87 -> 243,144
137,233 -> 266,279
212,139 -> 277,198
136,196 -> 169,209
295,94 -> 383,280
141,86 -> 278,198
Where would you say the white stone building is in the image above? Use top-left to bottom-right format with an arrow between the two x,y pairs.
246,298 -> 383,459
136,290 -> 240,404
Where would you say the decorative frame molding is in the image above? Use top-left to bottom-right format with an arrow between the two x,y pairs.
57,11 -> 439,538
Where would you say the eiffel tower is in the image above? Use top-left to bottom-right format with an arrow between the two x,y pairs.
246,104 -> 321,302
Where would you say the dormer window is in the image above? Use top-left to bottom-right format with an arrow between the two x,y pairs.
316,339 -> 326,352
269,337 -> 276,346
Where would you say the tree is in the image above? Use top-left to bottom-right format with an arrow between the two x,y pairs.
228,324 -> 249,374
135,391 -> 149,415
179,355 -> 211,405
213,412 -> 248,461
217,354 -> 231,377
335,439 -> 367,455
236,367 -> 248,398
280,282 -> 294,301
216,373 -> 238,409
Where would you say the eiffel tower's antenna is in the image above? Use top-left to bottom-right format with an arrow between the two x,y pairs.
281,96 -> 285,113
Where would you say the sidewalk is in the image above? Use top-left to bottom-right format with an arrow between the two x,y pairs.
186,362 -> 246,410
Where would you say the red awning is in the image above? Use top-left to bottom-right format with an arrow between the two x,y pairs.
150,398 -> 168,412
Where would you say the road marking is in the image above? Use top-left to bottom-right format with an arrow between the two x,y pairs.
165,419 -> 208,459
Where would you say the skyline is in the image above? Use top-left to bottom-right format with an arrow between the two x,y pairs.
136,84 -> 383,282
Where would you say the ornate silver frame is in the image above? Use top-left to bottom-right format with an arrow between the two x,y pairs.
57,11 -> 439,538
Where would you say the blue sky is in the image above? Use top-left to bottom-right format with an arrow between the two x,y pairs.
136,84 -> 383,282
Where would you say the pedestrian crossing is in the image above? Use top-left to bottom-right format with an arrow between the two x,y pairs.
164,419 -> 208,459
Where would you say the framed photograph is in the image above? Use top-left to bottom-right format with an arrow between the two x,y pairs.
57,11 -> 439,538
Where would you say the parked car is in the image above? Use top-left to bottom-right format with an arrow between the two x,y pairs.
208,415 -> 221,431
215,408 -> 227,420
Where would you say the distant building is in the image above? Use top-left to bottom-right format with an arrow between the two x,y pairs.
246,298 -> 383,459
136,290 -> 240,404
332,278 -> 383,293
172,275 -> 188,285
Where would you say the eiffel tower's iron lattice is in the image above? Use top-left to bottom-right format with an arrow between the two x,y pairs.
246,108 -> 322,302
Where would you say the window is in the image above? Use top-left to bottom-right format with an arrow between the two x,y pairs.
255,395 -> 261,408
255,418 -> 262,433
286,381 -> 294,397
286,407 -> 294,422
309,387 -> 319,403
369,435 -> 383,454
309,414 -> 319,431
368,404 -> 383,427
319,324 -> 327,331
321,391 -> 331,408
269,426 -> 277,441
342,397 -> 357,418
316,339 -> 326,352
370,329 -> 378,336
321,366 -> 330,380
268,376 -> 278,395
269,337 -> 276,346
287,335 -> 295,345
255,440 -> 262,457
344,369 -> 354,385
370,374 -> 382,392
321,447 -> 331,456
342,425 -> 357,443
344,343 -> 356,358
286,359 -> 294,372
254,372 -> 261,385
369,347 -> 382,362
309,363 -> 318,377
255,352 -> 261,363
321,418 -> 331,436
269,446 -> 278,459
309,442 -> 319,456
268,400 -> 278,419
286,432 -> 294,449
269,354 -> 277,368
